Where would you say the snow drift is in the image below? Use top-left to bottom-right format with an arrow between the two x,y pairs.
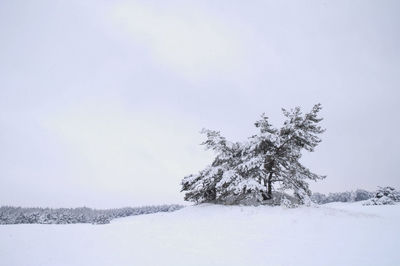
1,202 -> 399,266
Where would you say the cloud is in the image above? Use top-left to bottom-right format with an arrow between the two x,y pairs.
110,1 -> 243,79
42,102 -> 212,204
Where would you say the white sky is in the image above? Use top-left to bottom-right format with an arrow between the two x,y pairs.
1,0 -> 399,208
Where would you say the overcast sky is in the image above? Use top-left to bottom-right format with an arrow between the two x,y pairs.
1,0 -> 399,208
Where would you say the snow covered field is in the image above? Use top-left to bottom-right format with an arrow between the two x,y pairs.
1,202 -> 399,266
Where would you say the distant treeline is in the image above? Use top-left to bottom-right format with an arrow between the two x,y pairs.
311,189 -> 373,204
0,205 -> 184,225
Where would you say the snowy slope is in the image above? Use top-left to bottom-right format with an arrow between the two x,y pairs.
1,202 -> 399,266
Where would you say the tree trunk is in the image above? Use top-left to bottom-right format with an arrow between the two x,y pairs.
267,173 -> 273,199
264,158 -> 274,200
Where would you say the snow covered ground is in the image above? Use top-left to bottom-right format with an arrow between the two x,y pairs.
1,202 -> 399,266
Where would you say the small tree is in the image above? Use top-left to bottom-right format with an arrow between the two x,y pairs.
363,186 -> 400,205
181,104 -> 326,205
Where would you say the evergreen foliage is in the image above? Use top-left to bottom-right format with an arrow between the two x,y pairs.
363,186 -> 400,205
182,104 -> 325,205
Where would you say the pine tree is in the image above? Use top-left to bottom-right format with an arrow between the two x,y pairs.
181,104 -> 326,205
363,186 -> 400,205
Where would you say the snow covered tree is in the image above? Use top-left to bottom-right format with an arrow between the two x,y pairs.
0,205 -> 184,224
181,129 -> 253,204
354,189 -> 373,201
181,104 -> 326,205
311,192 -> 328,204
311,189 -> 373,204
363,186 -> 400,205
